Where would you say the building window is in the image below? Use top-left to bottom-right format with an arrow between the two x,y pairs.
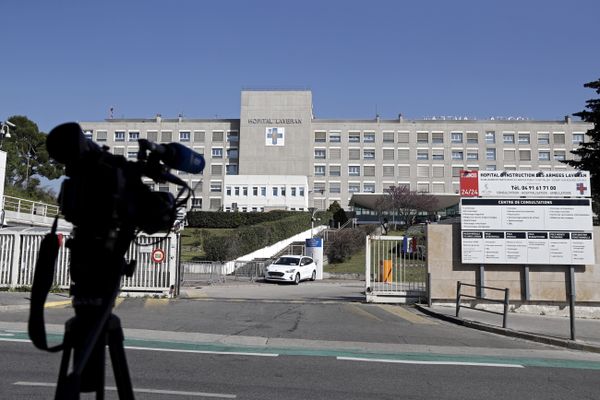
553,133 -> 565,144
127,151 -> 137,159
226,186 -> 232,196
382,149 -> 395,160
348,183 -> 360,193
432,166 -> 444,178
519,150 -> 531,161
467,132 -> 478,144
451,151 -> 463,160
329,148 -> 341,160
432,150 -> 444,161
253,187 -> 258,196
227,131 -> 239,142
554,150 -> 566,161
147,131 -> 158,142
503,149 -> 516,161
417,165 -> 429,178
363,132 -> 375,143
234,187 -> 240,196
398,132 -> 409,143
398,166 -> 410,178
349,148 -> 361,160
97,131 -> 107,142
537,133 -> 550,145
314,165 -> 326,176
226,164 -> 238,175
398,149 -> 410,161
348,165 -> 360,176
227,148 -> 239,159
212,131 -> 224,142
210,182 -> 222,192
348,132 -> 360,143
115,131 -> 125,142
243,187 -> 248,196
417,149 -> 429,160
363,166 -> 375,176
315,131 -> 326,142
329,182 -> 341,194
363,149 -> 375,160
452,167 -> 463,177
128,131 -> 140,142
382,132 -> 395,143
212,148 -> 223,158
261,187 -> 266,196
573,133 -> 585,144
211,165 -> 223,175
486,148 -> 496,161
451,132 -> 463,143
518,133 -> 530,145
417,132 -> 428,144
329,165 -> 341,176
485,131 -> 495,144
329,132 -> 341,142
503,133 -> 515,144
179,131 -> 191,142
538,151 -> 550,161
194,131 -> 205,142
467,151 -> 478,161
417,183 -> 429,193
161,131 -> 173,142
273,187 -> 278,196
314,149 -> 326,159
299,187 -> 305,196
383,165 -> 394,177
432,132 -> 444,144
363,183 -> 375,193
485,165 -> 497,171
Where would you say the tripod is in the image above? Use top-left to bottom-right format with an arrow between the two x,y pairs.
55,280 -> 135,399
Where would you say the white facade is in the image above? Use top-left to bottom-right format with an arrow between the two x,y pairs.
223,175 -> 308,212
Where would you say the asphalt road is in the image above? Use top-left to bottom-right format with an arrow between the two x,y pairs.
1,282 -> 600,399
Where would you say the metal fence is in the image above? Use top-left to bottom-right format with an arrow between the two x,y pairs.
365,235 -> 427,303
181,259 -> 271,285
0,228 -> 178,292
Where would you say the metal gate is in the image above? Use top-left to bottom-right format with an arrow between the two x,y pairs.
365,235 -> 427,303
0,228 -> 178,293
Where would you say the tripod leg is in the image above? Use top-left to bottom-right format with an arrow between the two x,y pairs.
55,319 -> 80,400
107,315 -> 135,400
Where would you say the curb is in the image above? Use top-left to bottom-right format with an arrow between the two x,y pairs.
414,304 -> 600,354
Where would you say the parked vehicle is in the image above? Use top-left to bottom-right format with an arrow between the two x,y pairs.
264,255 -> 316,284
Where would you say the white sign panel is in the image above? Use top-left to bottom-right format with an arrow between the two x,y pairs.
467,170 -> 591,198
461,198 -> 595,265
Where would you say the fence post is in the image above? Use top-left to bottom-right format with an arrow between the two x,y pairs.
455,281 -> 461,317
503,288 -> 510,328
9,233 -> 21,289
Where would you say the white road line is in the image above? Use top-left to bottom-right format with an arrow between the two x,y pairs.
337,356 -> 524,368
0,338 -> 30,343
126,345 -> 279,357
0,333 -> 16,336
14,381 -> 237,398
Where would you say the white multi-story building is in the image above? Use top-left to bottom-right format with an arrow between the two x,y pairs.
79,90 -> 591,213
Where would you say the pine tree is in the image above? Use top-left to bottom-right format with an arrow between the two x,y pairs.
564,79 -> 600,214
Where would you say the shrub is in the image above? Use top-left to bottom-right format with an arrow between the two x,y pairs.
326,228 -> 368,263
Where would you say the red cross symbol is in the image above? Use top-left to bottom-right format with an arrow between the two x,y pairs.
576,182 -> 588,195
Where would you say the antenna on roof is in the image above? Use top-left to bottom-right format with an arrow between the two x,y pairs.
109,107 -> 114,119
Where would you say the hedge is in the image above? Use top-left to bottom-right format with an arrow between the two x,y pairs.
187,210 -> 295,228
200,211 -> 332,261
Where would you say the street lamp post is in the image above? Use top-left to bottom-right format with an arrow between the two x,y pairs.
0,121 -> 13,148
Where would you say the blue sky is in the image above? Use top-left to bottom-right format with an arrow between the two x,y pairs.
2,0 -> 599,133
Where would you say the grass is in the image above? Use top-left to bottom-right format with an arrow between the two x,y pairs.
179,227 -> 235,262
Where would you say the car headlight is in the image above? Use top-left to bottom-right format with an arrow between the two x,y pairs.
285,269 -> 296,273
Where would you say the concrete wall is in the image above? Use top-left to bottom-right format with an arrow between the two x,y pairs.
427,223 -> 600,303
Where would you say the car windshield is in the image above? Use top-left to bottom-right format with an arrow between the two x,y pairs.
274,257 -> 300,266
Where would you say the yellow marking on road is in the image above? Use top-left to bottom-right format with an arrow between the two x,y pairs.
143,298 -> 170,309
44,300 -> 71,309
376,304 -> 437,325
114,298 -> 125,308
346,304 -> 383,322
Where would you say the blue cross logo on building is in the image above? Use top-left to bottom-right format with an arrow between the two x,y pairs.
266,127 -> 284,146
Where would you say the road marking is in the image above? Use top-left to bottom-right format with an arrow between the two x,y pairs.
44,300 -> 72,309
126,345 -> 279,358
376,304 -> 437,324
13,382 -> 236,398
0,332 -> 15,336
337,356 -> 524,368
346,304 -> 383,322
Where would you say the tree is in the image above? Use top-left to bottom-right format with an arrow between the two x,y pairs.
2,115 -> 62,193
563,78 -> 600,214
328,200 -> 348,227
382,185 -> 438,228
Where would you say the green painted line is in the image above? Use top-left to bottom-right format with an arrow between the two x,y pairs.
4,329 -> 600,371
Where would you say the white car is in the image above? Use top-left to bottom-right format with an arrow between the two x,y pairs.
264,255 -> 316,284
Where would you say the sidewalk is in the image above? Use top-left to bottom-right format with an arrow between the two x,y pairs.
0,291 -> 71,312
415,303 -> 600,353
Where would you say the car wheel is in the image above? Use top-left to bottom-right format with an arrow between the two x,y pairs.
311,270 -> 316,281
294,273 -> 300,285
